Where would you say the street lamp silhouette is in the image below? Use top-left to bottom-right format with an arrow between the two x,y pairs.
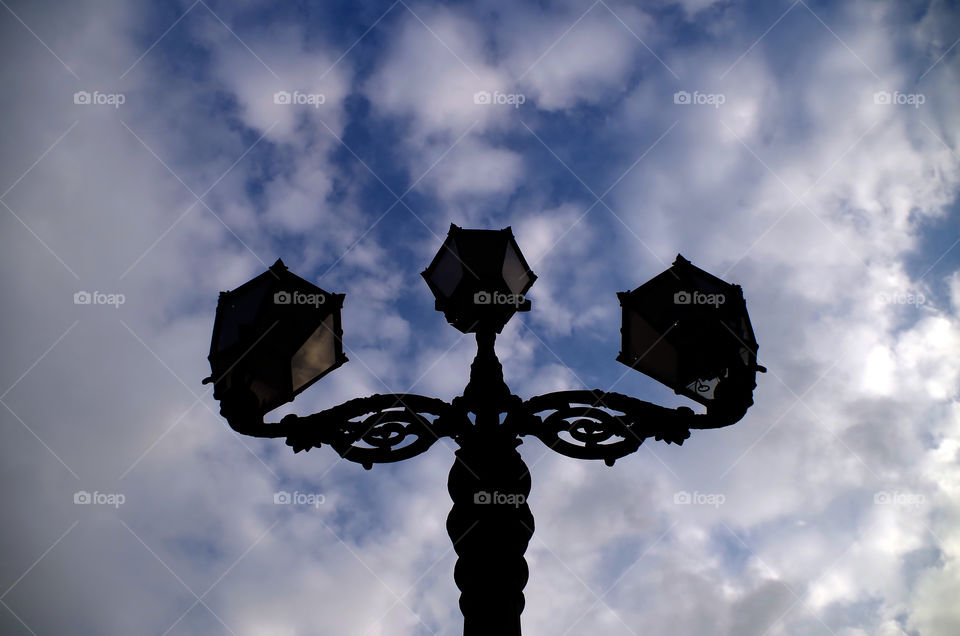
204,224 -> 765,635
203,259 -> 347,427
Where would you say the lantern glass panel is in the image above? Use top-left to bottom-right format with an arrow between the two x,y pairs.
501,241 -> 531,296
625,310 -> 680,385
291,314 -> 338,392
215,277 -> 270,353
431,240 -> 463,299
247,360 -> 289,414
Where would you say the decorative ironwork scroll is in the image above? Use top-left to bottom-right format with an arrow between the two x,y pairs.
279,393 -> 467,469
512,390 -> 696,465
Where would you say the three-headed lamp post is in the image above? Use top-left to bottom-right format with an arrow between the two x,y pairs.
204,224 -> 765,635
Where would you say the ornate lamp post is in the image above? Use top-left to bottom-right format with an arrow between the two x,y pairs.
204,224 -> 765,635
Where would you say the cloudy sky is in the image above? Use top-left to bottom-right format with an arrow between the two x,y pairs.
1,0 -> 959,634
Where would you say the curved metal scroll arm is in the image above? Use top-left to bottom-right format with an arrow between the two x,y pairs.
218,389 -> 468,470
508,389 -> 753,466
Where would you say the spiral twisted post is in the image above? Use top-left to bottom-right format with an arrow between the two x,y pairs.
444,330 -> 532,634
447,422 -> 533,635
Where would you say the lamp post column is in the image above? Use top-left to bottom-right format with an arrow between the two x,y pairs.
446,330 -> 534,635
447,426 -> 533,635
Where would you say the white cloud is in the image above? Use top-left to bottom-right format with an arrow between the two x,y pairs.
2,0 -> 959,634
423,135 -> 525,199
364,8 -> 513,139
509,6 -> 642,111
